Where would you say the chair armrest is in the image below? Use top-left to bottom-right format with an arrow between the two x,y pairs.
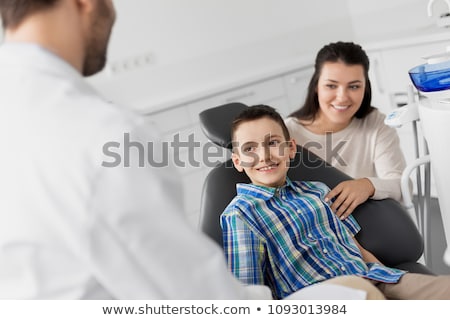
289,146 -> 424,267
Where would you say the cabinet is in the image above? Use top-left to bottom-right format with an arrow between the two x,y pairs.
282,67 -> 314,114
368,40 -> 450,110
367,40 -> 450,197
367,51 -> 392,115
209,77 -> 290,116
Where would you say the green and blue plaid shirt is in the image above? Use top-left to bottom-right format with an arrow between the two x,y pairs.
221,178 -> 405,299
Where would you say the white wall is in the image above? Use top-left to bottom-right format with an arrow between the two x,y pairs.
108,0 -> 445,71
0,1 -> 440,64
346,0 -> 447,42
89,0 -> 447,110
1,0 -> 441,106
108,0 -> 355,68
3,1 -> 438,71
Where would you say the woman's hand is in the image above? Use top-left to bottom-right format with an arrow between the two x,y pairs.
325,178 -> 375,219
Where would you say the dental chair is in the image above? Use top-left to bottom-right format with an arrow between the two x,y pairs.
199,102 -> 434,274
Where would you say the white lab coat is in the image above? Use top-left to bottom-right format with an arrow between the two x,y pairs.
0,43 -> 272,299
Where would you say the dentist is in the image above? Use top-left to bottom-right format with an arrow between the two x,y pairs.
0,0 -> 272,299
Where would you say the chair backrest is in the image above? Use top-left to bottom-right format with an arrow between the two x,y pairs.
199,103 -> 427,270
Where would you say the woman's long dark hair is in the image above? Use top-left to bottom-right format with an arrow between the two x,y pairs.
289,41 -> 374,121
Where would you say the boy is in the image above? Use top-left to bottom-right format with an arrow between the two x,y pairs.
221,104 -> 450,299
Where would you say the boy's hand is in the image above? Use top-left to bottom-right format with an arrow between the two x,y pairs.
325,178 -> 375,219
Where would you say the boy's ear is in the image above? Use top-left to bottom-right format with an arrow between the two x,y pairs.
289,139 -> 297,159
231,152 -> 244,172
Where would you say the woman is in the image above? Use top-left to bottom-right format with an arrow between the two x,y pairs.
285,41 -> 406,219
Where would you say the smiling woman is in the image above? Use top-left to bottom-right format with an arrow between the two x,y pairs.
285,41 -> 407,219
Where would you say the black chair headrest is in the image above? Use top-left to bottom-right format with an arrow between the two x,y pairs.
199,102 -> 248,149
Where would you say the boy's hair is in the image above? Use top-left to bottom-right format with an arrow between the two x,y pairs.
0,0 -> 60,29
231,105 -> 291,147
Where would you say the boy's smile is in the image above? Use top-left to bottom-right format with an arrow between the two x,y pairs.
232,117 -> 296,188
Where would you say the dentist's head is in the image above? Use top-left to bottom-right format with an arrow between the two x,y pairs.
0,0 -> 116,76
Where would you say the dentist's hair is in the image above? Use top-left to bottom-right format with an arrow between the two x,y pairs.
289,41 -> 374,121
0,0 -> 60,29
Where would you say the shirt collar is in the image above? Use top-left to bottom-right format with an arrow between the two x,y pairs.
0,42 -> 82,79
236,177 -> 296,200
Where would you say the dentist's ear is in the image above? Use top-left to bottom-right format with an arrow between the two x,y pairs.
75,0 -> 94,13
289,139 -> 297,159
232,152 -> 244,172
